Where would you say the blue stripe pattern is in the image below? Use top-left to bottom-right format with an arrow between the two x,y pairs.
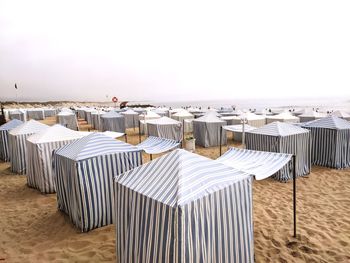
0,119 -> 23,161
137,136 -> 181,154
217,147 -> 292,180
115,149 -> 254,262
53,133 -> 142,232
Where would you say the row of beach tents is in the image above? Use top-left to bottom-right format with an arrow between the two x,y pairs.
1,107 -> 350,261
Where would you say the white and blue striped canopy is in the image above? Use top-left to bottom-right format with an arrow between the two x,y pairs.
55,133 -> 140,161
301,115 -> 350,130
0,119 -> 23,131
117,149 -> 251,207
217,147 -> 293,180
136,136 -> 180,154
9,119 -> 48,135
247,121 -> 309,136
222,124 -> 256,132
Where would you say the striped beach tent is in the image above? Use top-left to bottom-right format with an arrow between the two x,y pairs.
146,116 -> 183,141
0,119 -> 23,161
171,109 -> 194,122
152,108 -> 169,117
139,111 -> 161,134
53,133 -> 142,232
115,149 -> 254,262
101,111 -> 126,133
301,116 -> 350,168
9,110 -> 26,121
27,109 -> 45,120
8,120 -> 49,174
26,125 -> 88,193
193,112 -> 227,147
91,110 -> 105,130
245,122 -> 311,181
266,112 -> 300,124
121,109 -> 139,129
57,111 -> 78,131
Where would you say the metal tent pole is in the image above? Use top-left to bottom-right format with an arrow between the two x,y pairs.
293,154 -> 297,238
219,126 -> 222,156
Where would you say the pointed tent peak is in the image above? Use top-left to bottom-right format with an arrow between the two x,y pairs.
172,110 -> 194,117
27,124 -> 86,144
0,119 -> 24,131
269,111 -> 299,119
299,111 -> 327,118
121,109 -> 139,115
9,120 -> 49,136
139,111 -> 161,118
248,121 -> 309,136
55,132 -> 140,161
117,149 -> 250,207
331,110 -> 350,118
146,116 -> 181,125
194,112 -> 225,123
301,115 -> 350,130
101,111 -> 124,118
232,112 -> 266,120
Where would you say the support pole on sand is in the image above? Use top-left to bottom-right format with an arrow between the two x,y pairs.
293,154 -> 297,238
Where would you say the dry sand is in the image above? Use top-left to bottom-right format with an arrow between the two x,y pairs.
0,117 -> 349,262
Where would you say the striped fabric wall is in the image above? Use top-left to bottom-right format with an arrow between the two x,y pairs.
77,109 -> 86,119
8,133 -> 32,174
101,117 -> 126,133
245,133 -> 310,181
43,109 -> 56,117
305,127 -> 350,168
27,110 -> 45,120
9,112 -> 25,121
57,115 -> 78,131
147,123 -> 183,141
123,114 -> 139,128
91,113 -> 103,130
193,122 -> 227,147
27,139 -> 77,193
53,150 -> 142,232
0,120 -> 23,161
115,173 -> 253,262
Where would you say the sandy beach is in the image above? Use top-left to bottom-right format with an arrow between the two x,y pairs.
0,117 -> 349,262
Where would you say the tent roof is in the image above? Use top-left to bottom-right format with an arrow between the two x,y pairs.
146,116 -> 181,125
0,119 -> 24,131
193,112 -> 226,123
247,121 -> 309,136
267,112 -> 299,120
121,109 -> 138,115
223,124 -> 257,132
299,111 -> 327,118
9,120 -> 48,135
331,110 -> 350,118
0,119 -> 23,131
55,133 -> 140,161
27,124 -> 86,143
101,111 -> 124,118
172,110 -> 194,117
117,149 -> 250,207
301,115 -> 350,130
139,111 -> 161,118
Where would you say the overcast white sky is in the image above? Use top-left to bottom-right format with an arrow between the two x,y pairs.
0,0 -> 349,102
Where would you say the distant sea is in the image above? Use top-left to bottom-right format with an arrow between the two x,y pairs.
148,97 -> 350,111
